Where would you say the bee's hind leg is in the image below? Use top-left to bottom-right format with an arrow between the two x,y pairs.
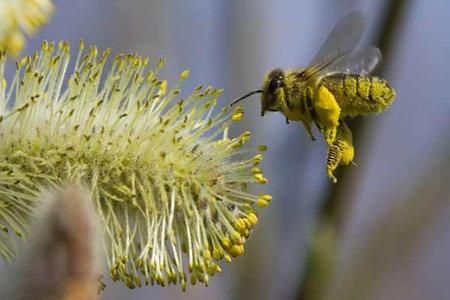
314,86 -> 341,145
326,141 -> 341,183
325,121 -> 355,183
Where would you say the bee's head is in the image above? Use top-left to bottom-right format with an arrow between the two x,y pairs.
229,68 -> 285,117
260,68 -> 285,116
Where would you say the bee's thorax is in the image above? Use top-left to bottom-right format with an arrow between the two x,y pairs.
277,72 -> 311,121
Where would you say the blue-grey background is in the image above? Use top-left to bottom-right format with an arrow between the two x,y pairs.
20,0 -> 450,299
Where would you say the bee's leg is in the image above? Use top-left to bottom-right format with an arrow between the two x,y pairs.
286,117 -> 290,124
326,121 -> 354,183
322,127 -> 337,146
301,120 -> 316,141
336,121 -> 354,165
314,86 -> 341,145
305,97 -> 323,132
301,95 -> 317,141
326,142 -> 341,183
313,119 -> 322,131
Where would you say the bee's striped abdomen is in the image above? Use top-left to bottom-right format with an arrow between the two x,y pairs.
321,74 -> 396,117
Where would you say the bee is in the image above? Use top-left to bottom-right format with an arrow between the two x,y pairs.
230,11 -> 396,183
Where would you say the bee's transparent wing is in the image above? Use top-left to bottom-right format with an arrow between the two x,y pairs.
324,47 -> 382,75
311,11 -> 366,66
300,11 -> 366,80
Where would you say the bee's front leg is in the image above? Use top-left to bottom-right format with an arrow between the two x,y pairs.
286,117 -> 290,124
301,119 -> 316,141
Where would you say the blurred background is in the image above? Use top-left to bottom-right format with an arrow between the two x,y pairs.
11,0 -> 450,299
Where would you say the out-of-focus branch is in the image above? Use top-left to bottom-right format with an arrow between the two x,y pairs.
296,2 -> 412,300
1,184 -> 101,300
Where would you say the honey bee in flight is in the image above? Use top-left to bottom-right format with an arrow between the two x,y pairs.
230,11 -> 396,183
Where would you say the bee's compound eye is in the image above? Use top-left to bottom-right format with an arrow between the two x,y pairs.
268,77 -> 282,94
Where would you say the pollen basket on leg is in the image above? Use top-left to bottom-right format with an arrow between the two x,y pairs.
0,40 -> 271,290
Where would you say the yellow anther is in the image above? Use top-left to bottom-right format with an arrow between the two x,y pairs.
206,264 -> 217,276
251,167 -> 262,174
257,199 -> 269,208
254,173 -> 268,184
135,276 -> 142,287
232,218 -> 244,232
231,111 -> 244,121
180,70 -> 190,80
79,39 -> 85,50
240,217 -> 249,229
212,248 -> 224,260
231,231 -> 242,244
194,262 -> 204,273
90,46 -> 98,57
190,273 -> 197,285
18,56 -> 29,68
157,58 -> 166,68
243,218 -> 251,229
231,106 -> 244,121
247,213 -> 258,226
253,154 -> 263,165
221,237 -> 231,249
229,245 -> 244,257
259,194 -> 272,202
257,144 -> 268,152
240,131 -> 251,143
241,204 -> 254,213
159,80 -> 168,96
203,249 -> 211,261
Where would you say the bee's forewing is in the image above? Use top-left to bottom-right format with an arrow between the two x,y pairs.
311,11 -> 366,66
298,12 -> 379,82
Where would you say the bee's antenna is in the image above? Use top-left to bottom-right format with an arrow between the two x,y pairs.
230,90 -> 263,107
